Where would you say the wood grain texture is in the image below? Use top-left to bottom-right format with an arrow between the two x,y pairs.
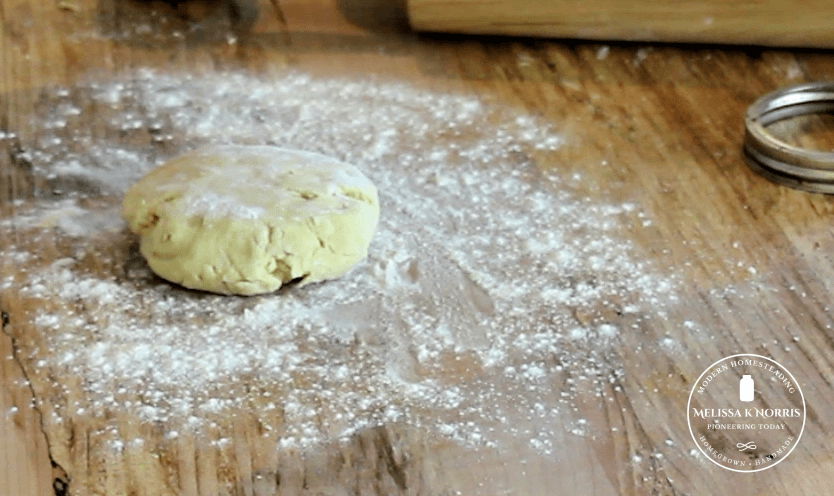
1,317 -> 62,496
408,0 -> 834,48
3,0 -> 834,495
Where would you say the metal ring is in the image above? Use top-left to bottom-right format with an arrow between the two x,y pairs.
743,81 -> 834,193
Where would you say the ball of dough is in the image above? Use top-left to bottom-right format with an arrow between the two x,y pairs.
122,145 -> 379,295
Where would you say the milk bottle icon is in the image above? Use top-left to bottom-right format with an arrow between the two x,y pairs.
740,375 -> 754,402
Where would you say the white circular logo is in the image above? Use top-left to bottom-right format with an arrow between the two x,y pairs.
687,354 -> 805,472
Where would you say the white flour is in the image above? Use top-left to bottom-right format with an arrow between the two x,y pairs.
2,70 -> 678,453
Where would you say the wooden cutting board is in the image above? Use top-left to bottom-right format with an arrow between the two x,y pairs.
4,1 -> 834,495
408,0 -> 834,48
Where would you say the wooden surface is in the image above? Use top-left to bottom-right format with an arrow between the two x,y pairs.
408,0 -> 834,48
3,0 -> 834,495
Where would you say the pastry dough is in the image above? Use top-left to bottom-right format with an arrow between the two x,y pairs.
122,145 -> 379,295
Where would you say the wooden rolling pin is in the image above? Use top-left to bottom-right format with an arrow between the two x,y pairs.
407,0 -> 834,48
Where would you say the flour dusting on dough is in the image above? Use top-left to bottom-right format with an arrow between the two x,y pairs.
185,191 -> 266,219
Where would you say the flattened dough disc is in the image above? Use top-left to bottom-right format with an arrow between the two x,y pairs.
122,145 -> 380,295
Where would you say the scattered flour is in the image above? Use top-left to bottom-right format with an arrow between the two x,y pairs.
1,70 -> 678,453
0,198 -> 124,237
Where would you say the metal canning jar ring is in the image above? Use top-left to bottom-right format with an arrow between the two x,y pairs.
743,81 -> 834,194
